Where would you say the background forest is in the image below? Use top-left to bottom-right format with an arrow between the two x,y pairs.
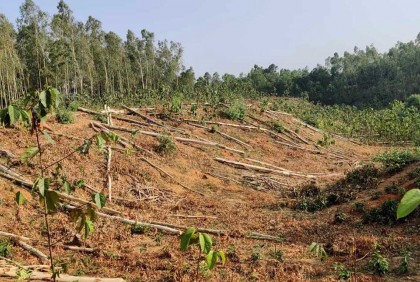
1,0 -> 420,108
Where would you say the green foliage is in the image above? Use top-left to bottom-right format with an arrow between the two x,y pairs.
397,188 -> 420,219
56,110 -> 74,124
190,104 -> 198,116
373,150 -> 420,173
0,105 -> 31,127
0,239 -> 12,257
384,184 -> 404,195
250,252 -> 261,262
363,200 -> 398,225
16,268 -> 32,281
131,224 -> 151,235
156,134 -> 176,155
170,95 -> 183,114
317,133 -> 335,147
270,120 -> 284,133
223,100 -> 246,121
67,101 -> 79,112
269,248 -> 284,262
369,251 -> 389,276
353,202 -> 365,212
94,113 -> 108,123
15,191 -> 26,205
179,228 -> 226,271
406,94 -> 420,110
398,251 -> 411,274
334,263 -> 351,281
309,242 -> 327,261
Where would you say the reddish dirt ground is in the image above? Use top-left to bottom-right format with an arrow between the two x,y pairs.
0,104 -> 418,281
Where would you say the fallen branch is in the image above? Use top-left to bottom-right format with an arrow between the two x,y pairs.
0,263 -> 125,281
94,211 -> 182,235
122,105 -> 164,126
150,221 -> 227,236
0,231 -> 30,241
247,232 -> 283,242
97,122 -> 245,155
214,157 -> 317,179
14,240 -> 48,262
62,245 -> 97,253
169,214 -> 218,219
78,107 -> 149,127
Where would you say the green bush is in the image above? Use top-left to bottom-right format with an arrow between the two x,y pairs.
406,94 -> 420,110
170,95 -> 183,114
0,239 -> 11,257
67,101 -> 79,111
373,150 -> 420,173
156,134 -> 176,155
224,101 -> 246,121
363,200 -> 398,225
369,251 -> 389,276
270,121 -> 284,133
56,110 -> 75,124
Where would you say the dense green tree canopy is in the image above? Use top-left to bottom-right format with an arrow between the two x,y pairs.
1,0 -> 420,108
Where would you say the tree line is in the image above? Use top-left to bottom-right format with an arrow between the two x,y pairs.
1,0 -> 420,108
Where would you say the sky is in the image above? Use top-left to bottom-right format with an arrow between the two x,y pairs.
2,0 -> 420,76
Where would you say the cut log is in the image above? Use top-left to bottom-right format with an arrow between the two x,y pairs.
62,245 -> 97,253
183,121 -> 252,148
122,106 -> 164,126
94,211 -> 182,235
0,263 -> 125,281
78,107 -> 149,127
169,214 -> 218,219
150,221 -> 227,236
97,122 -> 245,155
14,240 -> 48,262
214,157 -> 317,179
0,231 -> 30,241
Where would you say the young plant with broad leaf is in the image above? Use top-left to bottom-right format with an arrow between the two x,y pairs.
180,227 -> 226,280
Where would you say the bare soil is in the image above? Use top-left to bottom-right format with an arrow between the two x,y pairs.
0,104 -> 418,281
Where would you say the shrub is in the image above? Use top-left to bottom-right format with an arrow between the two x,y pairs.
269,248 -> 284,262
56,110 -> 75,124
373,150 -> 420,173
334,263 -> 351,280
94,113 -> 108,123
384,184 -> 403,195
224,101 -> 246,121
156,134 -> 176,155
406,94 -> 420,110
67,101 -> 79,111
270,121 -> 284,133
170,95 -> 183,114
369,251 -> 389,276
363,200 -> 398,225
0,239 -> 11,257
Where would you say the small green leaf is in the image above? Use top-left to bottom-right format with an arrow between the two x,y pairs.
21,147 -> 39,163
84,219 -> 94,238
93,192 -> 106,209
199,233 -> 212,254
131,130 -> 139,137
106,131 -> 120,142
63,181 -> 71,194
43,131 -> 56,145
206,250 -> 219,270
39,91 -> 47,108
15,191 -> 26,205
78,140 -> 92,154
20,110 -> 31,124
45,191 -> 60,211
397,188 -> 420,219
96,134 -> 106,151
309,242 -> 317,252
218,250 -> 226,266
8,105 -> 20,124
73,179 -> 86,188
180,227 -> 196,251
37,178 -> 49,197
